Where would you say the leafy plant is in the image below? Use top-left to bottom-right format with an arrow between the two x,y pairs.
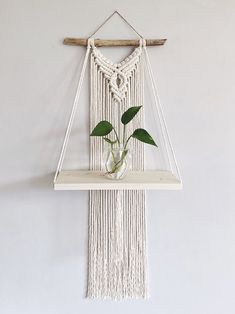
90,106 -> 157,177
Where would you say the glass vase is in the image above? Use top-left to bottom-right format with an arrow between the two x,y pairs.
103,147 -> 131,180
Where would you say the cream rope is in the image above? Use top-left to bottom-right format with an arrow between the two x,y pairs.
54,11 -> 180,299
88,39 -> 148,299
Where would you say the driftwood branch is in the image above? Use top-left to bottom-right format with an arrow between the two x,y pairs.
63,38 -> 167,47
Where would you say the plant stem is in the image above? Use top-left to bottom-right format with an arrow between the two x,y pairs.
109,149 -> 128,174
113,128 -> 120,146
111,145 -> 115,163
124,134 -> 132,150
122,125 -> 126,146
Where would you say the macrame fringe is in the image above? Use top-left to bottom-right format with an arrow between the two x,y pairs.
87,190 -> 148,299
88,44 -> 148,299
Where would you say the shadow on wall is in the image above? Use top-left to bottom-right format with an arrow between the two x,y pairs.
0,173 -> 54,193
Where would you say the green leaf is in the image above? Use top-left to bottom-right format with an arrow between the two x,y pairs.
132,128 -> 157,146
103,137 -> 117,145
121,106 -> 142,125
90,121 -> 113,136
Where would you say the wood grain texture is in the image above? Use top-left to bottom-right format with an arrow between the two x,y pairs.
63,38 -> 167,47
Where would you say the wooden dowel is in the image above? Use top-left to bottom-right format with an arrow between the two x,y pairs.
63,38 -> 167,47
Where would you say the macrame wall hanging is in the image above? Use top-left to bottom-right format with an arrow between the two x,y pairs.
54,11 -> 182,300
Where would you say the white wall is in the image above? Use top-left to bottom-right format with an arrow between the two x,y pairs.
1,0 -> 235,313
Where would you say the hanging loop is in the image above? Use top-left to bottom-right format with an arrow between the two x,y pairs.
88,10 -> 144,39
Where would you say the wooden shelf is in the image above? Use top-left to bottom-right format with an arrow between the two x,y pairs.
54,170 -> 182,190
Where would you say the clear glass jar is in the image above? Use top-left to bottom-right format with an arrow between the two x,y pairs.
103,147 -> 131,180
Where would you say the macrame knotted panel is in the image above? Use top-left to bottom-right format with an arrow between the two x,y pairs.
87,45 -> 148,299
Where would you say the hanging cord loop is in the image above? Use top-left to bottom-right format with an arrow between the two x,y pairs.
88,10 -> 143,39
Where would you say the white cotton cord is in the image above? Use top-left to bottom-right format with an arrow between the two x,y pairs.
88,42 -> 147,299
143,46 -> 182,181
54,43 -> 91,182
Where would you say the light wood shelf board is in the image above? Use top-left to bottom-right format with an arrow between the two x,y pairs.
54,170 -> 182,191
